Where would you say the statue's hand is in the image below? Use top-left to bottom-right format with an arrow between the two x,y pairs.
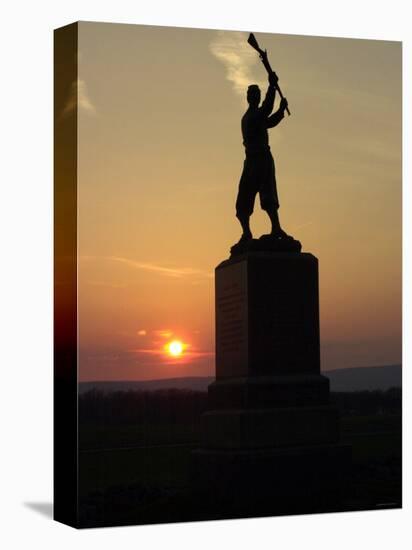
269,71 -> 278,87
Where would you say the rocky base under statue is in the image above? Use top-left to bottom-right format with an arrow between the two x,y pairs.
230,233 -> 302,256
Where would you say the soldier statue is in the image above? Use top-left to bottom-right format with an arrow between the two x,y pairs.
236,71 -> 289,244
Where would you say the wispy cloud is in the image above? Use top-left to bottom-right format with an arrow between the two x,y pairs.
209,31 -> 265,97
80,255 -> 212,280
153,329 -> 173,339
108,256 -> 212,279
85,280 -> 126,289
292,221 -> 314,232
62,78 -> 96,117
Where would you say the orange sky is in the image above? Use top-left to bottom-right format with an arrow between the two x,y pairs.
74,22 -> 401,381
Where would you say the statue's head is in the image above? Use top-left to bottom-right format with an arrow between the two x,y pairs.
247,84 -> 261,107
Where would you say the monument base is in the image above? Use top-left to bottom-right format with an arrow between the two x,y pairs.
194,249 -> 352,516
208,374 -> 331,409
193,443 -> 351,515
201,405 -> 339,449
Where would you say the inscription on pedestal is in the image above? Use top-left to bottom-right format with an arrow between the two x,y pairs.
215,261 -> 248,378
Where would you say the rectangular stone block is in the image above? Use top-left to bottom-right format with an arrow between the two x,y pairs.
207,374 -> 330,409
215,252 -> 320,378
201,406 -> 339,449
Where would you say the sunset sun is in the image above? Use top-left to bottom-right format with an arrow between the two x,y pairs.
166,340 -> 184,358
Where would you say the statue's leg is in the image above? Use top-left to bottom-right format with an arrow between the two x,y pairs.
268,206 -> 280,232
237,213 -> 253,241
267,206 -> 288,238
236,165 -> 254,241
261,154 -> 287,238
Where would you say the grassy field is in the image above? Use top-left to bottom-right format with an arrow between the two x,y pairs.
340,414 -> 401,508
78,411 -> 401,526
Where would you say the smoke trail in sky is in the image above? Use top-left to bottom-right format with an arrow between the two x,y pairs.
209,31 -> 265,97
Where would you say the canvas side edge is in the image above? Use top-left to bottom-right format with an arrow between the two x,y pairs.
53,22 -> 79,529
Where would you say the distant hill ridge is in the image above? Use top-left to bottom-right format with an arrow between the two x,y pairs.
79,364 -> 401,394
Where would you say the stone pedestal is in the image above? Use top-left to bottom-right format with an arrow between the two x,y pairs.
193,251 -> 350,514
215,252 -> 320,378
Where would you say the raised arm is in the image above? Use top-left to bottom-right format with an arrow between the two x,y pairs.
260,86 -> 276,116
260,72 -> 279,116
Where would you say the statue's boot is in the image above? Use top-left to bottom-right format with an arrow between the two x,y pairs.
237,232 -> 253,244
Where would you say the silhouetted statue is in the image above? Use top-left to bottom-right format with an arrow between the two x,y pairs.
236,71 -> 289,244
229,34 -> 302,256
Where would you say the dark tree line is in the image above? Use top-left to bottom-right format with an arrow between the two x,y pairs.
79,387 -> 401,427
331,387 -> 401,416
79,388 -> 208,427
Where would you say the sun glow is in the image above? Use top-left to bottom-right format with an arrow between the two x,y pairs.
166,340 -> 184,357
